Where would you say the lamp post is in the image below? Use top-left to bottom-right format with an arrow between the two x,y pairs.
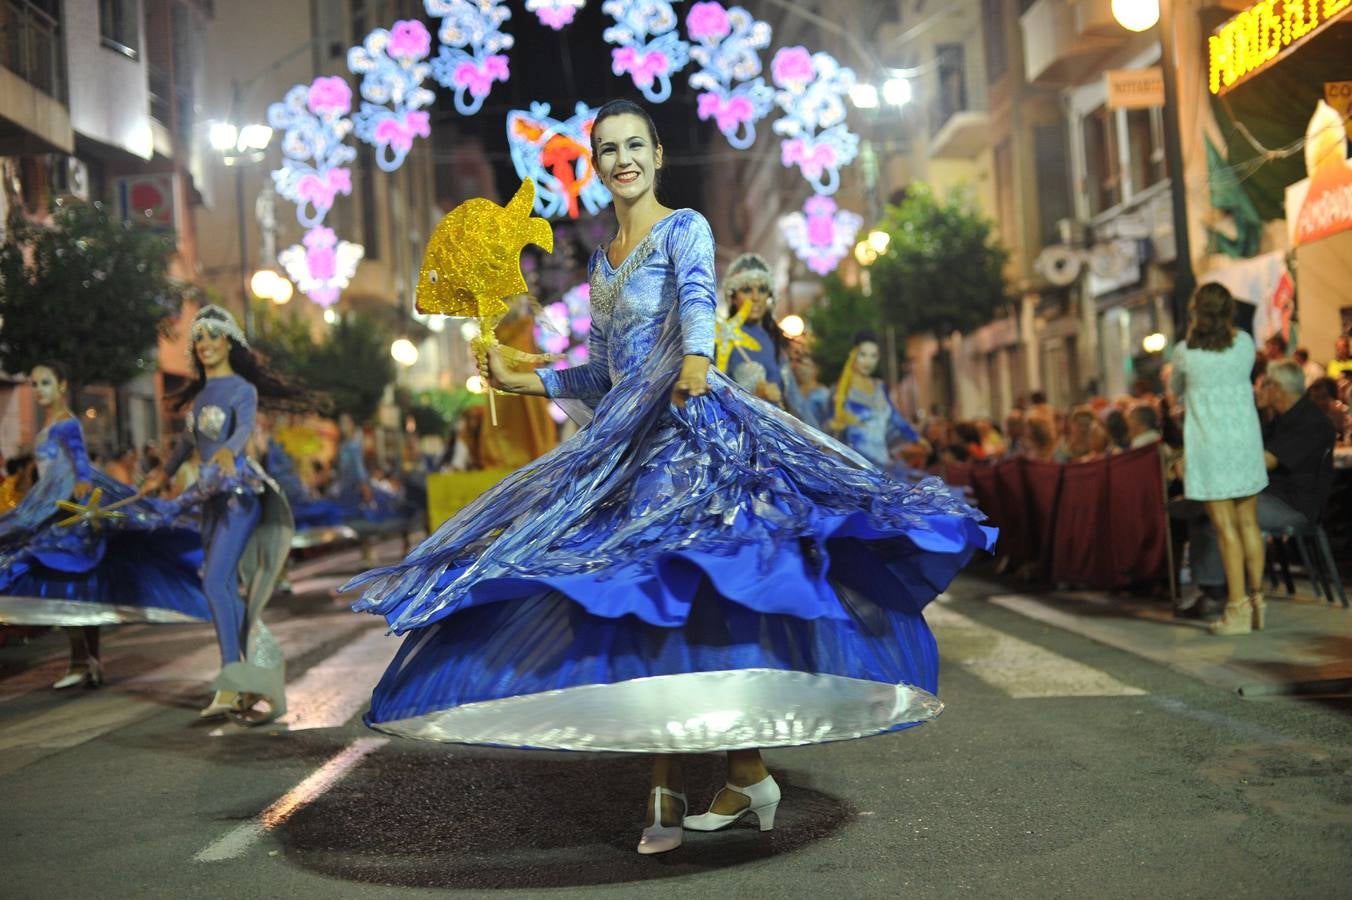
1112,0 -> 1195,338
209,80 -> 274,338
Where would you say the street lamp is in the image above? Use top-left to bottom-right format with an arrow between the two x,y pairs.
881,77 -> 912,107
211,80 -> 275,339
779,314 -> 805,338
249,268 -> 293,305
391,338 -> 419,367
1111,0 -> 1193,338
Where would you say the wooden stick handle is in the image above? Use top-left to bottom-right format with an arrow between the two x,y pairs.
487,384 -> 498,427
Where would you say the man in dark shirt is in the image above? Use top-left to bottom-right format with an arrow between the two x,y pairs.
1190,361 -> 1336,596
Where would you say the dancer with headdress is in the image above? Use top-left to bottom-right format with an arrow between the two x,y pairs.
715,253 -> 810,420
346,100 -> 993,855
138,306 -> 296,723
0,362 -> 208,689
828,330 -> 921,471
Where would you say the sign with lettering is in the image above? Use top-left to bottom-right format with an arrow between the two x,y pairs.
1208,0 -> 1352,96
1107,68 -> 1164,109
1285,101 -> 1352,246
1324,81 -> 1352,141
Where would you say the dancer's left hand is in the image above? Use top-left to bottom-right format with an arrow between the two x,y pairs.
211,447 -> 237,477
673,355 -> 711,408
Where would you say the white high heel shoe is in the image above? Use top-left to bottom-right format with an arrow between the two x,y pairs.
637,786 -> 686,855
52,657 -> 103,690
683,774 -> 781,832
199,689 -> 243,719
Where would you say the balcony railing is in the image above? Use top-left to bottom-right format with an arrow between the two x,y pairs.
1,0 -> 66,102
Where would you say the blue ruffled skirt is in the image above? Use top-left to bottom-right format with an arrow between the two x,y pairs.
346,328 -> 994,752
0,472 -> 210,626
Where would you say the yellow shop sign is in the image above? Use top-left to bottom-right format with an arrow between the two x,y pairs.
1208,0 -> 1352,95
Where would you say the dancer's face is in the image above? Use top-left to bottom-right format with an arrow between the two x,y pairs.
30,366 -> 65,409
734,282 -> 771,320
194,331 -> 229,369
853,341 -> 880,378
593,114 -> 662,202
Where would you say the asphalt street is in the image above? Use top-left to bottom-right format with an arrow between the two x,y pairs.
2,544 -> 1349,899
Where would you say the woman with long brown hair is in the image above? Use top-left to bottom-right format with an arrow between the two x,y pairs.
1170,283 -> 1268,635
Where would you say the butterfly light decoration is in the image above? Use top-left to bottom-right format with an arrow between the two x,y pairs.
348,19 -> 436,172
527,0 -> 586,29
427,0 -> 514,116
278,226 -> 366,308
770,46 -> 859,195
685,2 -> 773,150
603,0 -> 690,104
779,194 -> 862,276
534,281 -> 593,369
507,102 -> 612,220
268,77 -> 357,229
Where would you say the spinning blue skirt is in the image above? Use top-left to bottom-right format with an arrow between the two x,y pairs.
345,210 -> 995,752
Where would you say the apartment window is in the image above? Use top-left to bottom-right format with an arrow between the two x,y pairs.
1034,123 -> 1072,247
935,43 -> 968,123
358,144 -> 381,261
1081,104 -> 1121,216
982,0 -> 1007,82
99,0 -> 140,59
1125,106 -> 1168,195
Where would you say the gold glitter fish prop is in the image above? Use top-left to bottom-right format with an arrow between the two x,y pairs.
714,302 -> 761,372
416,178 -> 557,426
54,487 -> 130,529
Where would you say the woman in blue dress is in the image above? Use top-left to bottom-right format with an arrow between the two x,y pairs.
827,331 -> 921,471
139,306 -> 295,723
346,101 -> 993,855
0,362 -> 208,689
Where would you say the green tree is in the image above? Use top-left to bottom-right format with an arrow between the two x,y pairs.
302,312 -> 395,422
869,183 -> 1010,337
807,273 -> 881,385
0,201 -> 190,390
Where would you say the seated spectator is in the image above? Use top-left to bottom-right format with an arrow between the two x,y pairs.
1307,377 -> 1347,439
976,418 -> 1007,457
1263,333 -> 1287,361
1057,408 -> 1097,461
1328,335 -> 1352,379
103,445 -> 140,486
1003,409 -> 1026,457
1024,415 -> 1057,462
1294,347 -> 1324,387
953,422 -> 986,461
1189,361 -> 1336,600
1126,404 -> 1163,448
1104,409 -> 1130,451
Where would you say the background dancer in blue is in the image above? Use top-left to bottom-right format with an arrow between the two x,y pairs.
346,100 -> 994,856
828,330 -> 921,471
0,362 -> 208,689
718,252 -> 808,420
139,307 -> 296,724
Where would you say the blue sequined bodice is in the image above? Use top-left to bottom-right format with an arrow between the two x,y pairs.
537,210 -> 717,405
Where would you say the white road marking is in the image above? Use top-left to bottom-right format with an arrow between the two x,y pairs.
0,614 -> 366,758
927,604 -> 1146,698
194,736 -> 388,862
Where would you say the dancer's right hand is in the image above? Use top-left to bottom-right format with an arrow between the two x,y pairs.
476,343 -> 512,392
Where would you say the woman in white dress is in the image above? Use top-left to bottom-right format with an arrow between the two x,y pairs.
1170,283 -> 1268,635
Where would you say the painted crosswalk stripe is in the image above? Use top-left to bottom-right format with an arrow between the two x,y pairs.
927,604 -> 1146,698
195,736 -> 388,862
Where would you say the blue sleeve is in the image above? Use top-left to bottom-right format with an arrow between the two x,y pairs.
535,249 -> 613,404
537,320 -> 612,404
57,421 -> 94,482
665,211 -> 716,359
886,390 -> 919,444
224,381 -> 258,456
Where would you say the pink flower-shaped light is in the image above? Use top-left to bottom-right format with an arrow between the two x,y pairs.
454,55 -> 510,98
307,76 -> 352,115
388,20 -> 431,61
687,2 -> 732,41
771,46 -> 814,90
537,7 -> 576,28
804,194 -> 836,218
